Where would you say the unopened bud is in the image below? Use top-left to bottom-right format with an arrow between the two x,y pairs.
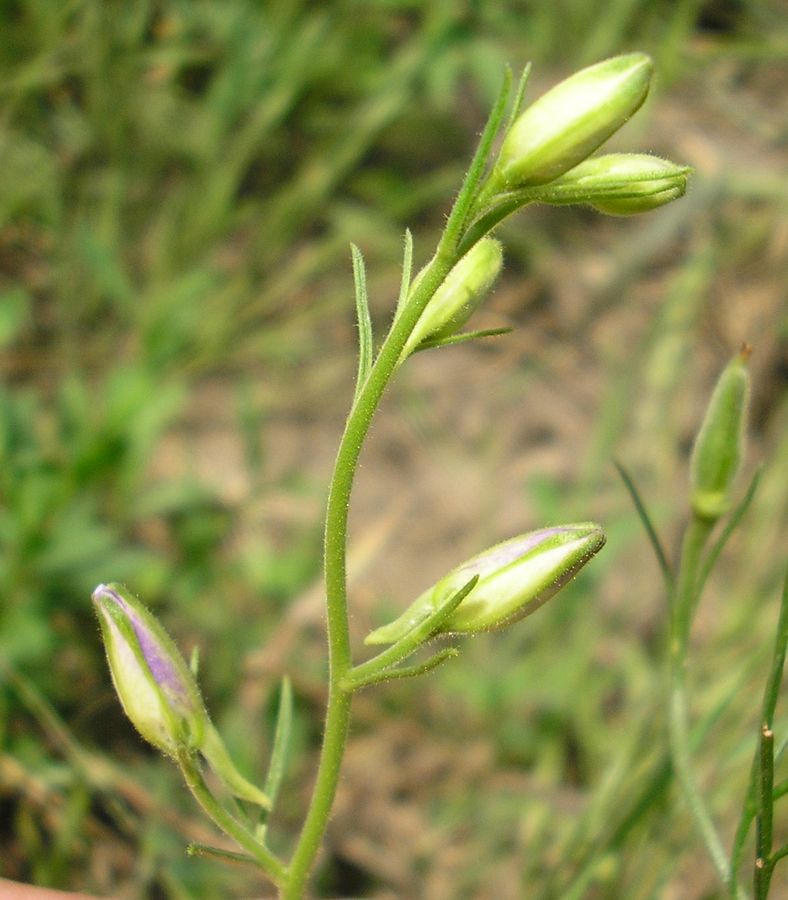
404,238 -> 503,356
92,583 -> 208,756
540,153 -> 689,214
93,583 -> 270,807
366,523 -> 605,644
493,54 -> 653,189
690,346 -> 751,521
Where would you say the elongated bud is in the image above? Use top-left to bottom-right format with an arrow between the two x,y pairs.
366,523 -> 605,644
404,238 -> 503,356
690,346 -> 751,521
92,583 -> 208,756
537,153 -> 690,215
493,54 -> 653,189
92,583 -> 270,807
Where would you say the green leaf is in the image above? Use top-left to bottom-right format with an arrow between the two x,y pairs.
257,676 -> 293,840
414,326 -> 512,352
347,647 -> 460,690
614,459 -> 673,592
440,66 -> 513,255
503,62 -> 532,135
350,244 -> 373,406
697,465 -> 762,597
344,575 -> 478,692
393,228 -> 414,321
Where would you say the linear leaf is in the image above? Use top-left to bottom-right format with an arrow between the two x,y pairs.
350,244 -> 373,405
393,228 -> 414,321
504,62 -> 532,134
614,459 -> 674,592
415,327 -> 512,352
697,465 -> 762,598
257,676 -> 293,841
349,647 -> 460,690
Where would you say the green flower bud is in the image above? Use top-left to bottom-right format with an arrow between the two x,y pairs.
366,523 -> 605,644
404,238 -> 503,356
539,153 -> 690,215
493,53 -> 653,189
93,583 -> 270,807
92,583 -> 208,756
690,346 -> 751,521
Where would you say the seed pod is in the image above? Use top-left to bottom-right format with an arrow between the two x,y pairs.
493,54 -> 653,189
365,523 -> 606,644
690,346 -> 751,521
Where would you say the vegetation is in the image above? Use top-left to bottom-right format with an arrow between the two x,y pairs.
1,1 -> 785,897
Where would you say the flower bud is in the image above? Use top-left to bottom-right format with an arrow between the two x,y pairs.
493,54 -> 653,189
540,153 -> 689,215
404,238 -> 503,356
93,583 -> 271,806
92,583 -> 208,756
690,346 -> 751,521
366,523 -> 605,644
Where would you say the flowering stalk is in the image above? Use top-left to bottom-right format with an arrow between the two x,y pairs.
91,52 -> 689,899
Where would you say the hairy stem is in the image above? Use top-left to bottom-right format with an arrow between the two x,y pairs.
281,251 -> 456,898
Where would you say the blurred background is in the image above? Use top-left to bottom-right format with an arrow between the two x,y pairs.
0,1 -> 786,897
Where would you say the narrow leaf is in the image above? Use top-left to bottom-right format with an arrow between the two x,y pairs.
344,575 -> 478,691
351,244 -> 373,405
393,228 -> 414,321
440,67 -> 513,254
263,677 -> 293,807
504,62 -> 532,134
186,843 -> 258,867
614,459 -> 673,592
415,327 -> 513,352
257,676 -> 293,841
349,647 -> 460,690
697,466 -> 762,597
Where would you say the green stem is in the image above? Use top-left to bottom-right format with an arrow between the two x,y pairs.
177,752 -> 286,885
668,514 -> 731,889
281,251 -> 456,899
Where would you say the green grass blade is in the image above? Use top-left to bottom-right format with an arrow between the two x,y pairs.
614,459 -> 674,592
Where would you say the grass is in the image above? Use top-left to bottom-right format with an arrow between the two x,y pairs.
1,0 -> 786,896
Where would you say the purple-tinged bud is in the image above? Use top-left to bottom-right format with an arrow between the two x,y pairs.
92,583 -> 208,756
93,583 -> 271,806
366,523 -> 605,644
493,54 -> 653,189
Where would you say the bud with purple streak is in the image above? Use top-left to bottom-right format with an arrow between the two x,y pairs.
92,583 -> 207,756
92,583 -> 270,807
365,523 -> 606,645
